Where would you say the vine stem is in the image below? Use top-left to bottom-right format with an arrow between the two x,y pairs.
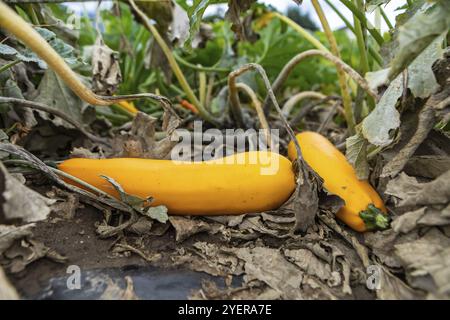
0,144 -> 134,213
199,69 -> 207,108
340,0 -> 385,46
282,91 -> 327,117
353,0 -> 370,76
228,63 -> 303,162
228,70 -> 247,128
271,12 -> 329,52
262,49 -> 378,116
0,96 -> 109,145
128,0 -> 218,126
312,0 -> 355,133
173,53 -> 229,73
379,7 -> 394,30
352,0 -> 371,119
0,59 -> 20,74
323,0 -> 383,66
235,82 -> 271,147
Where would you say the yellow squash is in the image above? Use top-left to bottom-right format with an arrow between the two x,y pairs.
116,101 -> 139,114
288,131 -> 388,232
58,151 -> 295,215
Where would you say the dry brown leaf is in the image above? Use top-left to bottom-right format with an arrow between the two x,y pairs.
364,229 -> 419,268
0,224 -> 34,255
112,111 -> 180,159
169,216 -> 225,242
0,162 -> 55,223
2,238 -> 66,273
395,228 -> 450,297
404,156 -> 450,179
283,248 -> 333,282
231,246 -> 304,300
392,207 -> 450,233
99,276 -> 139,300
91,36 -> 122,95
0,266 -> 19,300
375,264 -> 422,300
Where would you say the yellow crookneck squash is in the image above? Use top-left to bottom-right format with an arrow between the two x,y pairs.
288,131 -> 389,232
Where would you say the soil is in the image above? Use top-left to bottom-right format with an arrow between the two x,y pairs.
6,204 -> 177,298
6,200 -> 376,300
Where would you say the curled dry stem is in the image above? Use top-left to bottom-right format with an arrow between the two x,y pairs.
317,100 -> 342,134
235,82 -> 271,147
228,64 -> 300,155
282,91 -> 327,117
227,70 -> 246,128
0,96 -> 109,145
263,49 -> 378,115
0,143 -> 133,214
289,95 -> 341,128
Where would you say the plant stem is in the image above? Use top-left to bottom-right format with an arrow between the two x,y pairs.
128,0 -> 218,125
352,0 -> 370,120
379,7 -> 394,30
228,71 -> 246,128
359,204 -> 390,230
282,91 -> 327,117
265,50 -> 378,106
271,12 -> 329,52
199,69 -> 207,108
0,96 -> 109,145
323,0 -> 383,66
0,59 -> 20,74
353,0 -> 370,75
324,0 -> 355,33
340,0 -> 385,46
312,0 -> 355,133
235,82 -> 272,148
173,53 -> 229,73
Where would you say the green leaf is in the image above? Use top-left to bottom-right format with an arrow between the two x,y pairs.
100,175 -> 169,223
32,70 -> 89,129
144,206 -> 169,224
0,44 -> 17,56
388,2 -> 450,80
0,43 -> 46,69
0,28 -> 79,69
362,75 -> 403,147
35,27 -> 79,65
100,175 -> 152,208
346,128 -> 370,180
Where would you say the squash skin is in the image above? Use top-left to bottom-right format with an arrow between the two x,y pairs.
288,132 -> 386,232
58,151 -> 296,215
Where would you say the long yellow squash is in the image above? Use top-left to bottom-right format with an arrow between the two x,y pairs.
58,151 -> 296,215
288,132 -> 388,232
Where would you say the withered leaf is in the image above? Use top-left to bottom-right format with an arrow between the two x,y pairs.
0,266 -> 19,299
395,229 -> 450,297
0,162 -> 55,223
92,36 -> 122,95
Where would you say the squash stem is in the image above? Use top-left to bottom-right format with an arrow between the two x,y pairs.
128,0 -> 219,126
312,0 -> 355,134
359,204 -> 390,230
